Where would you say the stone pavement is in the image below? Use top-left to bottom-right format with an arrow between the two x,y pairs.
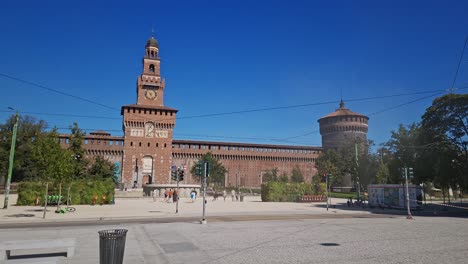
0,194 -> 367,225
1,194 -> 467,263
0,214 -> 466,263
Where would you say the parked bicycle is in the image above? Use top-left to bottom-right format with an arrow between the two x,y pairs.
55,206 -> 76,214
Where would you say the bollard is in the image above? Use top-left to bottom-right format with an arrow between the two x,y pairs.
98,229 -> 128,264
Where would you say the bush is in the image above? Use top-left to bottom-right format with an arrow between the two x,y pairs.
261,182 -> 324,202
17,179 -> 115,206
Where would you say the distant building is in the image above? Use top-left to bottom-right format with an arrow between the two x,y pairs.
317,100 -> 369,187
318,100 -> 369,151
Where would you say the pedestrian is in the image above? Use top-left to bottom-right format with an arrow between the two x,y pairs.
168,189 -> 173,203
231,189 -> 235,201
152,190 -> 157,202
223,190 -> 227,202
164,188 -> 169,202
190,190 -> 196,202
173,189 -> 178,203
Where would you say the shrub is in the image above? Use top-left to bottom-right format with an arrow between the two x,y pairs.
17,179 -> 115,206
261,182 -> 322,202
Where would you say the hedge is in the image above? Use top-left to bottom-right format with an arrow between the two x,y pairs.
261,182 -> 326,202
17,179 -> 115,206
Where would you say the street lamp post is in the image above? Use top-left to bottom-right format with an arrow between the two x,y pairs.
201,162 -> 208,224
3,109 -> 19,209
404,167 -> 413,220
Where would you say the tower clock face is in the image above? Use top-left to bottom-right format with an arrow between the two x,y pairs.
145,89 -> 157,100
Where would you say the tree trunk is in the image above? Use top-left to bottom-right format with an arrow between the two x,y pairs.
67,185 -> 71,207
57,182 -> 62,211
442,188 -> 446,204
43,182 -> 48,219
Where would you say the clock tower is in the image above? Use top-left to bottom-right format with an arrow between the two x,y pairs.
121,34 -> 178,188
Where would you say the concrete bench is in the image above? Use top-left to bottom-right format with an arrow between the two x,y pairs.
5,256 -> 62,263
0,238 -> 75,261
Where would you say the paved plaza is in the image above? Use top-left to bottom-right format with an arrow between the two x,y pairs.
0,214 -> 467,263
1,194 -> 467,263
0,194 -> 370,225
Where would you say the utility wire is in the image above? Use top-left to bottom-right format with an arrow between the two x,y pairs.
0,111 -> 121,120
366,91 -> 444,117
43,87 -> 468,144
281,87 -> 468,141
0,73 -> 119,111
450,36 -> 468,91
0,72 -> 460,122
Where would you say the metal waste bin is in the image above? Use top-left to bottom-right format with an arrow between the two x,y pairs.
240,194 -> 244,202
98,229 -> 128,264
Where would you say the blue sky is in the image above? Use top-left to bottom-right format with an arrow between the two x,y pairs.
1,0 -> 467,149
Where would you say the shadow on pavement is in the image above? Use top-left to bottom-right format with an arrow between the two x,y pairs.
313,202 -> 468,218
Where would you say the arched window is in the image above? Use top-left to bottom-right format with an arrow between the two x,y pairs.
149,64 -> 155,72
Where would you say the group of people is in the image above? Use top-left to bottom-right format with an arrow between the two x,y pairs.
151,188 -> 245,203
160,188 -> 178,203
213,189 -> 243,202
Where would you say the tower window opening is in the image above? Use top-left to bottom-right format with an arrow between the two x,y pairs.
149,64 -> 155,72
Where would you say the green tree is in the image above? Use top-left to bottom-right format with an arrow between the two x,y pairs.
263,167 -> 279,182
68,123 -> 88,179
290,165 -> 304,183
421,94 -> 468,190
32,129 -> 74,216
278,172 -> 289,183
316,149 -> 343,186
385,123 -> 420,184
375,162 -> 390,184
0,114 -> 47,182
88,156 -> 116,180
190,152 -> 227,187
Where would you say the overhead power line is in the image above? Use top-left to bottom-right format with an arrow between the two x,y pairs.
0,73 -> 119,111
0,72 -> 459,122
0,111 -> 121,120
281,87 -> 468,141
450,36 -> 468,91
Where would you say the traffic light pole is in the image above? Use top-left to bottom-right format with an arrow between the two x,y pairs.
176,171 -> 180,214
404,167 -> 413,220
3,112 -> 19,209
326,174 -> 329,211
201,162 -> 208,224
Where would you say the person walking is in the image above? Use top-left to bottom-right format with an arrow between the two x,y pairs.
168,189 -> 173,203
173,189 -> 178,203
231,189 -> 235,202
190,190 -> 195,202
223,190 -> 227,202
164,188 -> 169,202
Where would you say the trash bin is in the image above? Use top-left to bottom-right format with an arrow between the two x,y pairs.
98,229 -> 128,264
240,194 -> 244,202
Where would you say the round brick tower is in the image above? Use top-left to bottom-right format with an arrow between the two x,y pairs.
318,100 -> 369,151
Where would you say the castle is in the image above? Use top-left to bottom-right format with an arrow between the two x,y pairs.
59,35 -> 368,191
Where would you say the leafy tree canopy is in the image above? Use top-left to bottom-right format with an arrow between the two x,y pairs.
190,152 -> 227,187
